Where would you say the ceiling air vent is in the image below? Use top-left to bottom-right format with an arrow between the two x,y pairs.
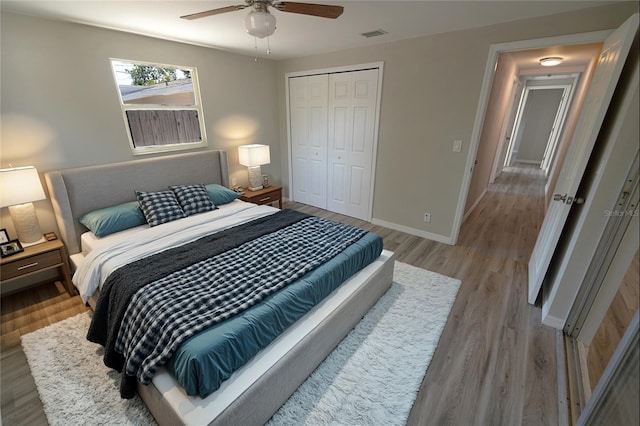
361,29 -> 387,38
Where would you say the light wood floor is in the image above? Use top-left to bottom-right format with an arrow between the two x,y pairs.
1,165 -> 559,425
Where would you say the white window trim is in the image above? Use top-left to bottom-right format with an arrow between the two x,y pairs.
110,58 -> 208,155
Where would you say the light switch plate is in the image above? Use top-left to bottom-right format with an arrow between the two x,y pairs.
453,140 -> 463,152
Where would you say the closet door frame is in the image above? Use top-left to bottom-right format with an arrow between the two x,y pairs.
285,62 -> 384,222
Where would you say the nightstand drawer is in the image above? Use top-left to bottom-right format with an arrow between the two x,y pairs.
239,186 -> 283,208
255,193 -> 277,204
1,250 -> 62,280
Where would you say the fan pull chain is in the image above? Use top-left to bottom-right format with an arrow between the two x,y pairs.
254,37 -> 258,62
252,37 -> 273,62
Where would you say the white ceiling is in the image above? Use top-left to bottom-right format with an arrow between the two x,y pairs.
0,1 -> 619,60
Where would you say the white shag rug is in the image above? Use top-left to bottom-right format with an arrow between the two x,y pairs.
21,262 -> 460,426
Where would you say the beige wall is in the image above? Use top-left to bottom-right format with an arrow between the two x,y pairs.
0,12 -> 280,238
276,2 -> 638,241
464,53 -> 517,217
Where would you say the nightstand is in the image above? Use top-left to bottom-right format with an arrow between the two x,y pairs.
0,236 -> 76,296
239,185 -> 283,208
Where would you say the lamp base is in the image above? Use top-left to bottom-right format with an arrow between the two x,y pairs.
21,236 -> 46,247
247,166 -> 263,192
8,203 -> 44,246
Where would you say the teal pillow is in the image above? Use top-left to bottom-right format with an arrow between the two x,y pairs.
79,201 -> 147,237
205,184 -> 240,206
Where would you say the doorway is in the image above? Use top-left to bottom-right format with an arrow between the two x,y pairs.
462,43 -> 602,223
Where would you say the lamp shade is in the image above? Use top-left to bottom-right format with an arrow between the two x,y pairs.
238,144 -> 271,167
244,10 -> 276,38
0,166 -> 46,207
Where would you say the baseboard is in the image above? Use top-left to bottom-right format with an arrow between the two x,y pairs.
514,160 -> 542,165
542,313 -> 565,329
370,218 -> 453,245
463,188 -> 487,223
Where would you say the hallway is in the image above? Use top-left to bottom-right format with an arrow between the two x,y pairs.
459,163 -> 547,263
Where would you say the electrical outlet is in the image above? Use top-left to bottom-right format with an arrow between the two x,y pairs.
423,212 -> 431,223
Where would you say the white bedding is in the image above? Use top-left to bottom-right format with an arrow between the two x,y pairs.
73,200 -> 278,303
80,224 -> 148,257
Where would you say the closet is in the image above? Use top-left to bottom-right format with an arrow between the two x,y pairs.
287,64 -> 382,221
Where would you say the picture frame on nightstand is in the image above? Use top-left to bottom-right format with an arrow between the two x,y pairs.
1,239 -> 24,258
0,229 -> 9,244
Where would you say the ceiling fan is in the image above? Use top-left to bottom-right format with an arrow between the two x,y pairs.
180,1 -> 344,39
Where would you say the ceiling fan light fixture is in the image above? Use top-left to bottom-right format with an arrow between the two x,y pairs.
539,57 -> 564,67
244,10 -> 276,38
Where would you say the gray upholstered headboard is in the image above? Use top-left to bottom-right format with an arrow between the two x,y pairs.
45,150 -> 229,255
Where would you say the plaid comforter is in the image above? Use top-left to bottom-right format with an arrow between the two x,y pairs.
89,210 -> 367,398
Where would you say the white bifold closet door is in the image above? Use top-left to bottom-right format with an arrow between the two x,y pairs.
289,68 -> 380,221
290,74 -> 329,208
327,69 -> 379,219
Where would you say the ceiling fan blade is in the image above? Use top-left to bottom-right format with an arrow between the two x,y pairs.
180,5 -> 247,20
275,2 -> 344,19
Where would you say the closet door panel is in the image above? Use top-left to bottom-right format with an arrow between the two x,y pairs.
330,163 -> 346,207
349,165 -> 364,207
327,72 -> 352,214
328,69 -> 379,219
289,74 -> 328,208
348,70 -> 378,219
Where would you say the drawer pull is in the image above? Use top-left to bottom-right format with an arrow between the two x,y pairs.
259,197 -> 272,202
18,262 -> 39,270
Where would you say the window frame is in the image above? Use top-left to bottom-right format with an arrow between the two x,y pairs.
110,58 -> 208,155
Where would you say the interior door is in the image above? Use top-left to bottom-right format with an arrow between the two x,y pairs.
527,14 -> 639,304
289,74 -> 328,208
327,69 -> 379,220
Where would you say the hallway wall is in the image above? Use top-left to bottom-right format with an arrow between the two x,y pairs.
464,54 -> 517,217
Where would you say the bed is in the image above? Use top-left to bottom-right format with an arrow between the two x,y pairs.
44,150 -> 394,425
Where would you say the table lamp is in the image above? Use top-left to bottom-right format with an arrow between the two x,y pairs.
238,144 -> 270,191
0,166 -> 47,246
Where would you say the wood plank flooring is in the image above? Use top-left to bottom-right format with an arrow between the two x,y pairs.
1,281 -> 89,426
0,165 -> 559,425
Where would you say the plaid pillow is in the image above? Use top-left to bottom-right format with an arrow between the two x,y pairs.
169,184 -> 216,216
135,190 -> 186,227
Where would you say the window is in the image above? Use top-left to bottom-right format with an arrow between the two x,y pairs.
110,59 -> 207,155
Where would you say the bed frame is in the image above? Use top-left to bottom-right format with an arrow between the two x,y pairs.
44,150 -> 394,425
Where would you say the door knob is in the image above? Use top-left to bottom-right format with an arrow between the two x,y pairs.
554,194 -> 585,204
